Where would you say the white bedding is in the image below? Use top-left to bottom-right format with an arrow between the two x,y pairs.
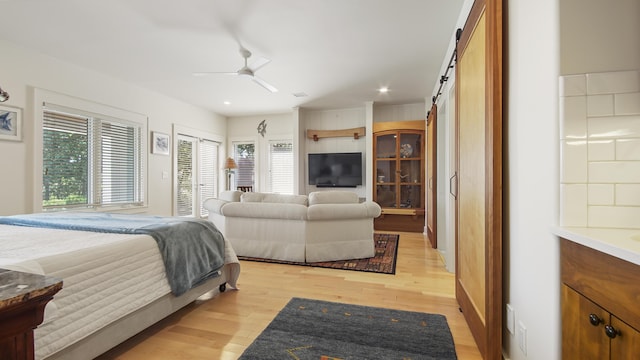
0,223 -> 239,359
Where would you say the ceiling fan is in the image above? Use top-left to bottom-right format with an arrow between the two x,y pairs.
194,47 -> 278,93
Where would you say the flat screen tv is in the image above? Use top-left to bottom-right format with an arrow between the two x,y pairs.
308,152 -> 363,187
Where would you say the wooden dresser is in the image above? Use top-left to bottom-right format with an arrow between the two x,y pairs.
0,269 -> 62,360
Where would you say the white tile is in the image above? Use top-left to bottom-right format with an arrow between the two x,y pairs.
587,95 -> 614,117
560,74 -> 587,96
615,92 -> 640,116
560,96 -> 587,139
561,184 -> 588,227
616,184 -> 640,206
588,205 -> 640,229
587,70 -> 640,95
588,140 -> 615,161
561,140 -> 588,183
617,139 -> 640,160
588,184 -> 614,205
588,115 -> 640,139
589,161 -> 640,183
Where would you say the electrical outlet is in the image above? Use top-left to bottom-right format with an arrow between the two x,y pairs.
506,304 -> 515,335
517,321 -> 527,355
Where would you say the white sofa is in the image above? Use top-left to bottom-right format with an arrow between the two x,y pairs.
204,190 -> 382,262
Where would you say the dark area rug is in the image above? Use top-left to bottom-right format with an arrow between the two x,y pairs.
239,297 -> 458,360
238,233 -> 399,274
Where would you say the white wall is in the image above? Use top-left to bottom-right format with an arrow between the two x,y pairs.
302,107 -> 367,197
227,113 -> 294,192
0,38 -> 226,216
373,103 -> 425,122
560,0 -> 640,75
505,1 -> 560,359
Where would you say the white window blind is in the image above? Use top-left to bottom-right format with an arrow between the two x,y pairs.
199,139 -> 218,217
233,142 -> 255,190
176,136 -> 195,217
42,108 -> 144,209
269,140 -> 293,194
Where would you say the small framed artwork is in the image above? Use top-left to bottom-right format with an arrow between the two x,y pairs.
151,131 -> 170,155
0,105 -> 22,142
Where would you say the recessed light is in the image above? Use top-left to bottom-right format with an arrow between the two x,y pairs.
223,101 -> 231,105
378,87 -> 389,93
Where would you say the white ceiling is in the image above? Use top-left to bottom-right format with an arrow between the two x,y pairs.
0,0 -> 465,117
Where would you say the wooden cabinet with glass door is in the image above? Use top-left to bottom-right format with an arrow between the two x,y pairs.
373,120 -> 425,232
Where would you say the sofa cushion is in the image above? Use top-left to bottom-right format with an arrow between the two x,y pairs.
308,191 -> 359,205
221,202 -> 308,220
307,202 -> 381,220
241,192 -> 308,206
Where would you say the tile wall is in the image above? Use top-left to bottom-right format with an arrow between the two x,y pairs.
560,69 -> 640,229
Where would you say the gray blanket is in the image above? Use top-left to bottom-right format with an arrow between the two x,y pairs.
0,212 -> 226,296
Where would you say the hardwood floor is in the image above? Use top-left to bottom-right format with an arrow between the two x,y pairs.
96,231 -> 482,359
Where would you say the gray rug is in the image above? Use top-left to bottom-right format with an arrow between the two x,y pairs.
239,297 -> 458,360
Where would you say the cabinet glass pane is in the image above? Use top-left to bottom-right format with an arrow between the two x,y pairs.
377,185 -> 396,207
399,133 -> 421,158
376,134 -> 396,159
400,159 -> 421,183
400,185 -> 421,208
376,160 -> 395,184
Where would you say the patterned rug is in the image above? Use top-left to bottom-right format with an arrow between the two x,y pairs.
237,233 -> 399,274
239,297 -> 457,360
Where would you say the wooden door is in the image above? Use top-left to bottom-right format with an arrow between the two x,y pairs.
426,104 -> 437,248
610,316 -> 640,359
455,0 -> 503,358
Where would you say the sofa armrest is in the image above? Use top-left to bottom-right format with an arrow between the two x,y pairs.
203,198 -> 228,214
221,202 -> 308,220
307,202 -> 381,220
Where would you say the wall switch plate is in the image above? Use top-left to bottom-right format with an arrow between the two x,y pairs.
517,321 -> 527,355
506,304 -> 515,335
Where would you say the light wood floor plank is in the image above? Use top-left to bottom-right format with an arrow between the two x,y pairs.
96,231 -> 482,359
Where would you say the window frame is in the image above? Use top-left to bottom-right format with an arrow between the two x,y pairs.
232,140 -> 256,191
33,89 -> 148,212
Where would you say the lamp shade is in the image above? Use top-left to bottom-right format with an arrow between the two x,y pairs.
224,157 -> 238,170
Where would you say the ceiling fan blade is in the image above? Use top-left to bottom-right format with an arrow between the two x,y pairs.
252,76 -> 278,93
192,71 -> 237,76
248,56 -> 271,72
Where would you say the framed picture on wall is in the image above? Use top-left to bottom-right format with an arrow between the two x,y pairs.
0,105 -> 22,141
151,131 -> 170,155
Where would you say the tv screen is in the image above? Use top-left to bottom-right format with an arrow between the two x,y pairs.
308,152 -> 363,187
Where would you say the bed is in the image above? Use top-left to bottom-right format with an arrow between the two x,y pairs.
0,212 -> 240,360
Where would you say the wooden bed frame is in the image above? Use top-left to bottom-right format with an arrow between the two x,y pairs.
45,268 -> 233,360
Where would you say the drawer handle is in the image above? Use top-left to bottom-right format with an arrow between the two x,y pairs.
605,325 -> 620,339
588,314 -> 603,326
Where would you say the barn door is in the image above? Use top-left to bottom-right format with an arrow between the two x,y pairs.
455,0 -> 503,358
426,104 -> 437,248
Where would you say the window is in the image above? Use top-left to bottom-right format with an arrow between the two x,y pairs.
268,140 -> 293,194
42,106 -> 144,210
233,142 -> 255,190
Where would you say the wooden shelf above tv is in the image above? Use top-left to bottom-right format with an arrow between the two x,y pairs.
306,127 -> 365,141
